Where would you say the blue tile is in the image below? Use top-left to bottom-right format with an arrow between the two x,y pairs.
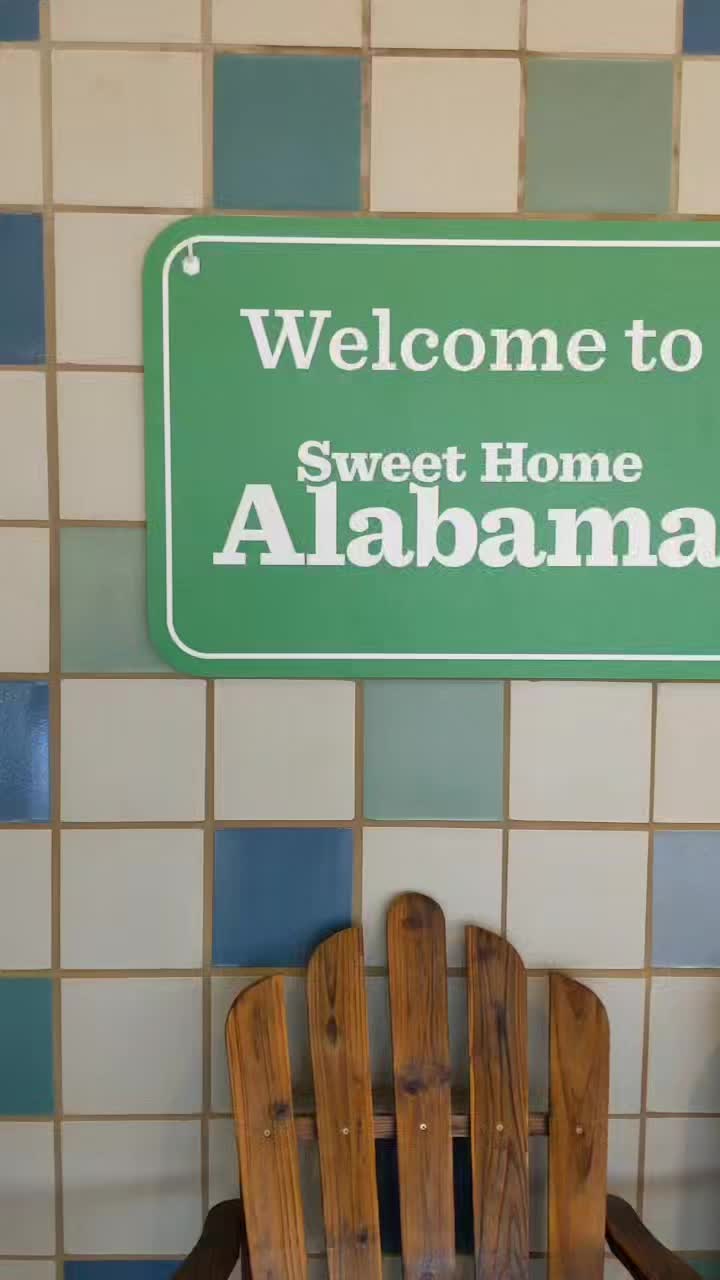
0,0 -> 39,40
684,0 -> 720,52
213,828 -> 354,967
0,978 -> 53,1114
653,831 -> 720,966
0,682 -> 50,822
0,215 -> 45,365
65,1265 -> 179,1279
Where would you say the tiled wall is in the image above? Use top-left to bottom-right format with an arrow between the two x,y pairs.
2,0 -> 720,1276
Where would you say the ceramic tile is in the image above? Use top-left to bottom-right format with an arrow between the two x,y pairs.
61,529 -> 169,673
653,831 -> 720,967
525,60 -> 673,213
648,978 -> 720,1112
51,0 -> 202,41
61,678 -> 206,822
0,1266 -> 55,1279
371,0 -> 521,48
679,62 -> 720,213
213,0 -> 361,45
211,975 -> 311,1110
214,54 -> 362,210
364,681 -> 504,820
64,1265 -> 179,1279
0,1122 -> 55,1254
685,0 -> 720,53
0,682 -> 50,823
212,827 -> 353,967
61,828 -> 204,969
215,680 -> 355,820
0,978 -> 54,1115
0,50 -> 42,202
370,56 -> 520,212
608,1118 -> 641,1206
655,685 -> 720,821
0,373 -> 48,519
0,830 -> 51,969
527,0 -> 677,52
52,50 -> 203,207
54,213 -> 172,364
361,826 -> 503,966
0,214 -> 44,366
0,528 -> 49,672
644,1118 -> 720,1249
509,681 -> 652,821
57,372 -> 144,520
62,978 -> 203,1114
367,975 -> 469,1088
0,0 -> 39,39
62,1120 -> 202,1255
507,829 -> 648,969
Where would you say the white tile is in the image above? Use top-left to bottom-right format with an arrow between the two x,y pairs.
0,1266 -> 56,1280
0,1123 -> 55,1255
608,1118 -> 640,1207
211,975 -> 310,1112
61,828 -> 203,969
58,372 -> 144,521
655,684 -> 720,821
680,63 -> 720,214
51,0 -> 202,41
215,680 -> 355,820
0,51 -> 43,203
61,678 -> 206,821
0,373 -> 47,520
367,974 -> 468,1088
52,50 -> 203,207
510,681 -> 652,821
213,0 -> 361,44
372,0 -> 521,49
0,529 -> 49,672
527,975 -> 549,1111
55,213 -> 173,364
527,0 -> 677,53
507,829 -> 648,969
0,831 -> 51,969
370,57 -> 520,212
62,1119 -> 202,1254
362,826 -> 503,966
62,978 -> 203,1114
644,1117 -> 720,1249
648,977 -> 720,1113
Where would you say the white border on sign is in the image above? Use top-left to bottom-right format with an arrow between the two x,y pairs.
161,233 -> 720,662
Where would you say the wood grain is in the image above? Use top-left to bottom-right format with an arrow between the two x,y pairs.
549,974 -> 609,1280
388,893 -> 455,1280
226,976 -> 307,1280
307,926 -> 382,1280
467,926 -> 529,1280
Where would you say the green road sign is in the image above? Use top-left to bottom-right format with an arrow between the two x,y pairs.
144,216 -> 720,679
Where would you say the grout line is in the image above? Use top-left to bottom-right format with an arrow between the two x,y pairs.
361,0 -> 372,213
4,963 -> 719,980
516,0 -> 529,213
201,677 -> 216,1218
9,815 -> 720,831
637,682 -> 659,1216
501,681 -> 511,936
24,39 -> 706,60
670,0 -> 685,214
353,681 -> 365,922
5,205 -> 720,223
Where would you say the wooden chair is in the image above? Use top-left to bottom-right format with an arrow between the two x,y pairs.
177,893 -> 699,1280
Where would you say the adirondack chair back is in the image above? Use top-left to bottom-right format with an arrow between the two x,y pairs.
225,893 -> 610,1280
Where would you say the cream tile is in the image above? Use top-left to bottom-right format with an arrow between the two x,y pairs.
215,680 -> 355,820
608,1118 -> 640,1206
211,975 -> 310,1112
367,974 -> 468,1088
0,51 -> 43,203
527,0 -> 677,53
655,684 -> 720,821
370,57 -> 520,212
648,977 -> 720,1113
507,829 -> 648,969
61,678 -> 206,821
362,826 -> 503,966
55,212 -> 173,364
62,1119 -> 202,1254
510,681 -> 652,821
58,372 -> 144,520
644,1117 -> 720,1249
61,828 -> 203,969
0,831 -> 51,970
0,1266 -> 56,1280
213,0 -> 362,44
372,0 -> 521,49
0,529 -> 49,672
0,373 -> 47,520
52,50 -> 203,207
680,64 -> 720,218
0,1123 -> 55,1255
51,0 -> 202,41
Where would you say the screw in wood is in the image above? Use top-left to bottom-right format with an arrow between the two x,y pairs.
342,1127 -> 350,1135
575,1125 -> 584,1136
496,1122 -> 504,1133
263,1129 -> 271,1138
419,1123 -> 428,1131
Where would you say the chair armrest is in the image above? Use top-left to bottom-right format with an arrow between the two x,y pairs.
174,1199 -> 247,1280
606,1195 -> 700,1280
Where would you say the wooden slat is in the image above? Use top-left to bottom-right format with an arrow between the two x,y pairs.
388,892 -> 455,1280
548,974 -> 609,1280
307,926 -> 382,1280
226,976 -> 307,1280
467,926 -> 529,1280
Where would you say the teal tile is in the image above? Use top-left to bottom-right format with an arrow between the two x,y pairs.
61,528 -> 170,674
0,977 -> 54,1114
525,59 -> 673,213
214,54 -> 362,210
685,1263 -> 720,1280
363,681 -> 504,821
